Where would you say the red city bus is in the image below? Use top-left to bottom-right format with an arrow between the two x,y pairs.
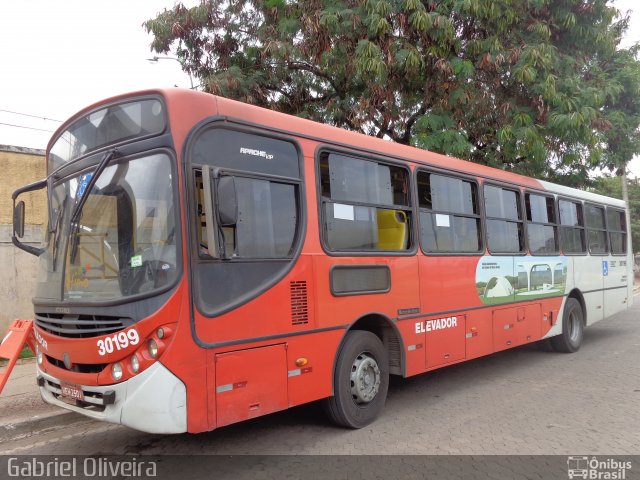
11,89 -> 633,433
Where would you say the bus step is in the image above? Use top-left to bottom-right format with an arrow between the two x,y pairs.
0,319 -> 34,394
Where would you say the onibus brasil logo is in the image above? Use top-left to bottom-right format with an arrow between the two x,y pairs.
567,456 -> 632,479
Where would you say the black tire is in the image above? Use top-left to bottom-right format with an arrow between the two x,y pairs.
550,297 -> 584,353
324,330 -> 389,428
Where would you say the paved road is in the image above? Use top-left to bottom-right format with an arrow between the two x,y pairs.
4,298 -> 640,456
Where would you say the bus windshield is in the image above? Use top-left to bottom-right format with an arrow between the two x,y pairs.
35,152 -> 178,302
49,98 -> 166,173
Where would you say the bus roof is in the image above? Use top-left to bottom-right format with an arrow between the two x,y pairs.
209,92 -> 625,209
60,88 -> 626,209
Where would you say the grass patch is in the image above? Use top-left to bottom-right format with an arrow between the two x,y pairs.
0,346 -> 34,366
19,346 -> 35,359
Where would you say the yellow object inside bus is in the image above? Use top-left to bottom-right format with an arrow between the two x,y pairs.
376,209 -> 408,250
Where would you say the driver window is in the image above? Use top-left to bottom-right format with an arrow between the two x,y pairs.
194,169 -> 297,259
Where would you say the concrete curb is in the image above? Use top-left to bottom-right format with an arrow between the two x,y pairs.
0,410 -> 93,443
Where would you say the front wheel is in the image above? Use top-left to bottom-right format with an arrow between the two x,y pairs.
550,297 -> 584,353
324,330 -> 389,428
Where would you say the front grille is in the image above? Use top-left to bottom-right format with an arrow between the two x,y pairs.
35,312 -> 133,338
46,355 -> 107,374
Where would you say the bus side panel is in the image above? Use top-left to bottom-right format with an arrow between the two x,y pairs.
418,256 -> 484,315
214,344 -> 288,427
286,329 -> 345,407
464,310 -> 493,360
193,256 -> 317,345
312,255 -> 422,377
418,256 -> 487,363
573,256 -> 604,325
312,256 -> 420,329
603,253 -> 630,318
492,304 -> 541,352
394,319 -> 426,377
424,314 -> 466,368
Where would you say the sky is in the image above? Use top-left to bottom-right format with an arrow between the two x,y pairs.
1,0 -> 639,178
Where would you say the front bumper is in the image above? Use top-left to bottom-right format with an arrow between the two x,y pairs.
37,362 -> 187,434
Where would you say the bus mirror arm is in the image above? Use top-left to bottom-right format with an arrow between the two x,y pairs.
11,178 -> 47,256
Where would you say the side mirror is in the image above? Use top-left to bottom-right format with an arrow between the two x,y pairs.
217,176 -> 238,226
13,201 -> 25,238
12,178 -> 47,257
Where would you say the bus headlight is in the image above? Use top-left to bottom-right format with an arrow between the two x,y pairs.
148,339 -> 158,359
156,327 -> 165,339
111,362 -> 123,381
130,355 -> 140,373
36,346 -> 43,365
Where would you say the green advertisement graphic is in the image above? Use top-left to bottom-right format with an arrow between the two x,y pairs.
475,256 -> 568,305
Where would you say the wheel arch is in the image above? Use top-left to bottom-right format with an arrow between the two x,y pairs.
332,313 -> 405,388
567,288 -> 587,325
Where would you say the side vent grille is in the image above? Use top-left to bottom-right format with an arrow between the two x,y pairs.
290,281 -> 309,326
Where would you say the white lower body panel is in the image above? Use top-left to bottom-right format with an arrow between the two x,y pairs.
37,362 -> 187,434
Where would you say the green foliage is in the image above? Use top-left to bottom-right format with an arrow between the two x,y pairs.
144,0 -> 640,180
19,346 -> 34,359
590,175 -> 640,254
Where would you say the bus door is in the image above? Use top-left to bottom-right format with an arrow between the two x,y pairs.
603,209 -> 629,318
578,204 -> 608,324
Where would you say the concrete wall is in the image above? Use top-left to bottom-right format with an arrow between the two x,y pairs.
0,145 -> 46,334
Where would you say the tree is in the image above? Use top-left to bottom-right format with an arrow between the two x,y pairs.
144,0 -> 640,182
591,174 -> 640,253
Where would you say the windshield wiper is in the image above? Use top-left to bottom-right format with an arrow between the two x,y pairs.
69,148 -> 119,226
69,148 -> 119,263
51,196 -> 67,271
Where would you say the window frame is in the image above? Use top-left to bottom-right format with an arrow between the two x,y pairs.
482,181 -> 527,256
315,145 -> 417,257
184,121 -> 308,319
523,189 -> 559,256
557,197 -> 587,256
195,167 -> 302,261
415,167 -> 484,256
584,202 -> 609,256
187,123 -> 306,265
606,206 -> 627,256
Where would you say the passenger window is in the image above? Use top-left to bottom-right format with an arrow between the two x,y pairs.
525,193 -> 558,255
585,204 -> 608,254
319,153 -> 411,252
559,199 -> 586,254
417,172 -> 481,253
484,185 -> 524,253
484,185 -> 520,220
607,208 -> 627,255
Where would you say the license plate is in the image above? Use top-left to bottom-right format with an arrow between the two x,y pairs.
60,382 -> 84,401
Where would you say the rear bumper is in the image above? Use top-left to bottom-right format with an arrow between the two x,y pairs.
37,362 -> 187,434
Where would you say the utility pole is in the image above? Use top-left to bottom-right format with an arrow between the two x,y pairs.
621,166 -> 632,254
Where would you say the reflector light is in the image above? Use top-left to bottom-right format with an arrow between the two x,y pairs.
148,339 -> 158,359
111,362 -> 123,381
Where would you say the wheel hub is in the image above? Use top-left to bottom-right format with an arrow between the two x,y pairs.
350,353 -> 381,404
569,310 -> 580,343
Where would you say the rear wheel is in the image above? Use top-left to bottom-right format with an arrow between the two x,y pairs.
550,297 -> 584,353
324,330 -> 389,428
